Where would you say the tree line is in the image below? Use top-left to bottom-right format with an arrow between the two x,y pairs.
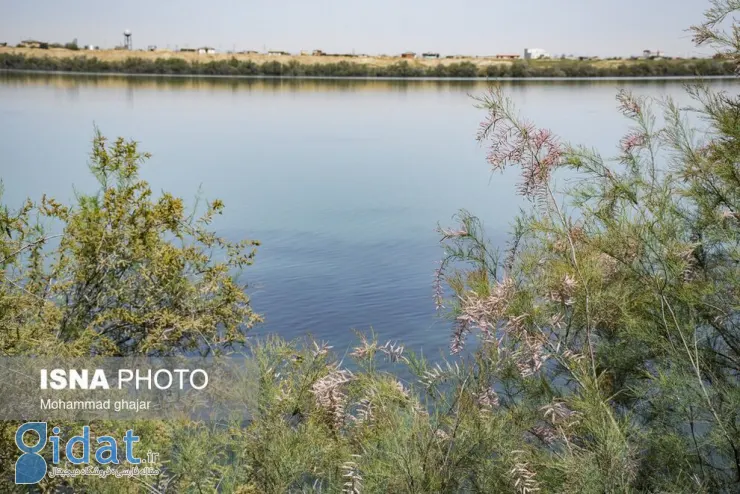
0,52 -> 735,78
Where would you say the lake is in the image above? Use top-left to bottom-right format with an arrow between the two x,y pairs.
1,73 -> 736,358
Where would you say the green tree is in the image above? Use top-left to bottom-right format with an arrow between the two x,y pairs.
0,130 -> 261,358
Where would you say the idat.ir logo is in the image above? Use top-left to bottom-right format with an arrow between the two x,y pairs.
15,422 -> 143,484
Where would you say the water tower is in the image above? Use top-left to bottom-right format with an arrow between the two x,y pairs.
123,30 -> 132,50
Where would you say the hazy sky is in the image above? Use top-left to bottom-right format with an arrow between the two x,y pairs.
0,0 -> 712,57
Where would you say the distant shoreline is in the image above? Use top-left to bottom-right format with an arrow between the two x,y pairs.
1,49 -> 736,79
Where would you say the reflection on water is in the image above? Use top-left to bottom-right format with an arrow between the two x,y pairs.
1,71 -> 731,94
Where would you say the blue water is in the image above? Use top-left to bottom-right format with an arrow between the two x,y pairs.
1,73 -> 736,358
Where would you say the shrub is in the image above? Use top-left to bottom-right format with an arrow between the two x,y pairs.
0,130 -> 261,357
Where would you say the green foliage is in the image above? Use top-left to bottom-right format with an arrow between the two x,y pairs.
0,130 -> 262,491
0,129 -> 261,358
416,4 -> 740,489
0,52 -> 736,78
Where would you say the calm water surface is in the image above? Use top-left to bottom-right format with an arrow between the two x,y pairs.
1,73 -> 736,357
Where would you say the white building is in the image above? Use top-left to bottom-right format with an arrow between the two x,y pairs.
524,48 -> 550,60
642,49 -> 665,59
197,47 -> 216,55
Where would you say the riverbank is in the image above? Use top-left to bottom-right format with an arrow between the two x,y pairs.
0,48 -> 734,78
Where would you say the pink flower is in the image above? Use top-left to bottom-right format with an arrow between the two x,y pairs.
478,92 -> 563,199
450,318 -> 471,355
433,263 -> 445,311
476,387 -> 500,411
616,89 -> 642,118
541,400 -> 581,427
620,131 -> 646,153
451,277 -> 517,354
721,210 -> 738,220
438,226 -> 468,240
515,335 -> 548,377
548,274 -> 578,306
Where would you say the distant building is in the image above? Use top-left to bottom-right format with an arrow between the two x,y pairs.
642,49 -> 665,60
300,50 -> 311,56
180,48 -> 196,52
312,49 -> 325,56
524,48 -> 550,60
401,51 -> 416,59
18,40 -> 42,48
198,47 -> 216,55
147,45 -> 157,51
268,50 -> 290,56
494,54 -> 520,60
86,45 -> 99,50
422,52 -> 440,59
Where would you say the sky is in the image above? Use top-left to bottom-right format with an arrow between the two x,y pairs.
0,0 -> 714,58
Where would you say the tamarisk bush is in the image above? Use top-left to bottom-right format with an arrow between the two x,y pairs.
225,3 -> 739,492
429,3 -> 740,491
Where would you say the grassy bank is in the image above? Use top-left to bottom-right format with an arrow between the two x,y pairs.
0,49 -> 735,78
